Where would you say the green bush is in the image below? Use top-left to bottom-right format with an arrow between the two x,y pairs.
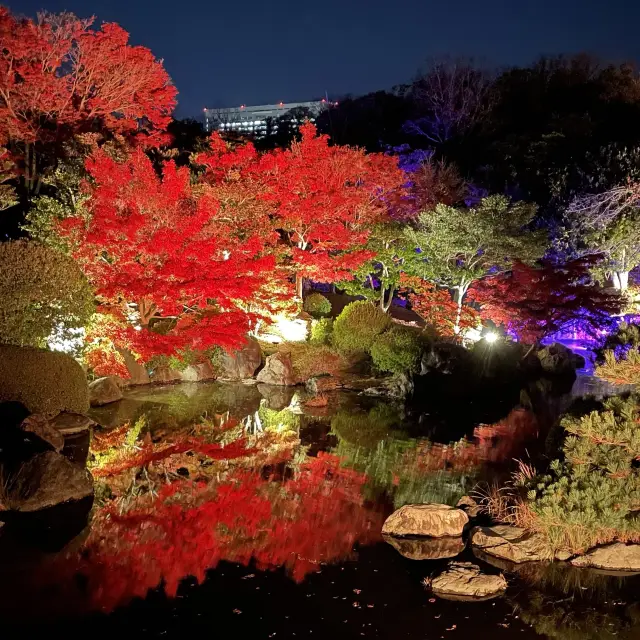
0,344 -> 89,414
310,318 -> 334,345
0,240 -> 94,348
523,394 -> 640,553
303,292 -> 332,317
370,326 -> 422,374
332,301 -> 392,353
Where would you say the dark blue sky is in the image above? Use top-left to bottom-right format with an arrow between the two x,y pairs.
11,0 -> 640,118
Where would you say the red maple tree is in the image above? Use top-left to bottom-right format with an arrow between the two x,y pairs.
400,273 -> 480,337
60,142 -> 276,363
255,123 -> 405,296
469,257 -> 622,344
0,9 -> 176,193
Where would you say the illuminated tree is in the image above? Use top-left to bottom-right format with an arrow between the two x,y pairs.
256,123 -> 405,297
0,8 -> 176,198
406,195 -> 546,333
469,257 -> 622,344
59,142 -> 275,365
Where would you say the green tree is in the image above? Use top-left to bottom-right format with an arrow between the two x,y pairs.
0,240 -> 94,348
406,195 -> 546,332
340,222 -> 413,311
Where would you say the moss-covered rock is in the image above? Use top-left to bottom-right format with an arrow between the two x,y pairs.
0,344 -> 89,414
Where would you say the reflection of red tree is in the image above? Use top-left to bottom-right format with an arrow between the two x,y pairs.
412,409 -> 539,472
72,452 -> 383,612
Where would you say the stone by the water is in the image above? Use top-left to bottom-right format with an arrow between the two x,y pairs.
470,525 -> 552,563
571,543 -> 640,573
428,561 -> 507,600
89,376 -> 123,407
382,504 -> 469,538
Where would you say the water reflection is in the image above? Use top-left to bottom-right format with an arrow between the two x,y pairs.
0,380 -> 638,637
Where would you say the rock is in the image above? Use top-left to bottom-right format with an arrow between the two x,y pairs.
256,352 -> 296,386
5,451 -> 93,512
456,495 -> 482,518
306,376 -> 341,394
19,414 -> 65,452
219,338 -> 263,380
383,534 -> 465,560
362,372 -> 414,399
180,362 -> 216,382
118,348 -> 150,386
570,543 -> 640,572
470,525 -> 552,563
382,504 -> 469,538
536,343 -> 585,376
555,549 -> 574,562
89,376 -> 123,406
0,345 -> 89,415
419,341 -> 473,377
148,366 -> 182,384
428,562 -> 507,600
257,384 -> 296,411
50,412 -> 95,436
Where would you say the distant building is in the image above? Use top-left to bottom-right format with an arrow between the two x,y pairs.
203,100 -> 330,137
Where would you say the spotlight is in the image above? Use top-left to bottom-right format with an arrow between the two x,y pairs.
484,331 -> 498,344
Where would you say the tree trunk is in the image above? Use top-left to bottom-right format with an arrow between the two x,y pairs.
380,286 -> 395,313
295,273 -> 304,299
612,271 -> 629,292
453,284 -> 467,336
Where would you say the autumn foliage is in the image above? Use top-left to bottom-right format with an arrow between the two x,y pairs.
60,144 -> 276,361
469,258 -> 622,343
0,9 -> 176,147
255,123 -> 405,292
400,274 -> 480,337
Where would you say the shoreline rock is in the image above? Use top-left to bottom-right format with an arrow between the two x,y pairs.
570,543 -> 640,573
383,534 -> 465,560
470,525 -> 552,563
382,504 -> 469,538
427,561 -> 507,600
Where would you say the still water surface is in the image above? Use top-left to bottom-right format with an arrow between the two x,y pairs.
0,378 -> 638,639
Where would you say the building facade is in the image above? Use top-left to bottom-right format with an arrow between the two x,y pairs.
203,100 -> 329,137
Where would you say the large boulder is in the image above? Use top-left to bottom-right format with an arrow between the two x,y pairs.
382,504 -> 469,538
180,362 -> 216,382
4,451 -> 93,512
19,414 -> 65,452
362,372 -> 414,399
118,348 -> 150,385
419,342 -> 473,377
571,543 -> 640,572
428,562 -> 507,600
383,534 -> 465,560
256,352 -> 296,386
49,412 -> 95,436
536,343 -> 585,376
470,525 -> 552,563
149,365 -> 182,384
219,338 -> 262,380
89,376 -> 123,407
0,345 -> 89,415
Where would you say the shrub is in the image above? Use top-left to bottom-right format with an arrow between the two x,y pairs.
332,301 -> 392,354
595,348 -> 640,385
0,344 -> 90,414
370,326 -> 422,374
595,321 -> 640,363
0,240 -> 94,348
310,318 -> 334,345
521,394 -> 640,553
283,343 -> 346,382
303,292 -> 332,317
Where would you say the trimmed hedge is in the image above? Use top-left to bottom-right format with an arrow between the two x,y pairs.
332,301 -> 392,353
370,326 -> 422,374
303,293 -> 332,317
0,344 -> 89,414
310,318 -> 334,345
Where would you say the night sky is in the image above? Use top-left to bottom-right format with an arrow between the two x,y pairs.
11,0 -> 640,118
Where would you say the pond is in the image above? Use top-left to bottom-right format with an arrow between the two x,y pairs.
0,378 -> 639,639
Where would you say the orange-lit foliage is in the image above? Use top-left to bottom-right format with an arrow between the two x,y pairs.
73,452 -> 383,611
255,123 -> 405,288
0,9 -> 176,147
469,258 -> 622,343
411,409 -> 539,473
400,274 -> 479,336
60,142 -> 277,364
